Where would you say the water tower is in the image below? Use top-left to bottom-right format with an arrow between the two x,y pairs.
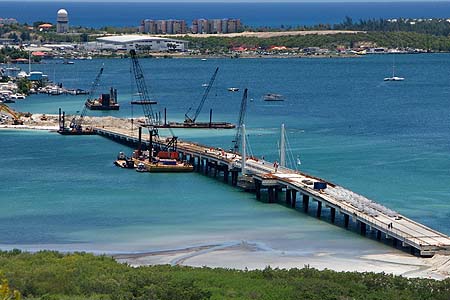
56,9 -> 69,33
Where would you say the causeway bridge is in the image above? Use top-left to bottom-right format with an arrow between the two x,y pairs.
93,126 -> 450,257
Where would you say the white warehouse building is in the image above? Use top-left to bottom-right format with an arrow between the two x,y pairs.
93,35 -> 188,52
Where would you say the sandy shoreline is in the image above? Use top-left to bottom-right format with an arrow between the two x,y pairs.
114,241 -> 450,280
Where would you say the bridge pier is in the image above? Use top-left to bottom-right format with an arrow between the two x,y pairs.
223,169 -> 229,183
213,162 -> 218,177
302,194 -> 309,212
200,158 -> 204,173
231,171 -> 238,186
376,230 -> 382,240
291,190 -> 297,208
204,159 -> 209,175
344,214 -> 350,229
359,222 -> 367,236
275,187 -> 281,203
255,179 -> 262,200
316,200 -> 322,218
286,189 -> 292,206
268,187 -> 275,203
330,207 -> 336,224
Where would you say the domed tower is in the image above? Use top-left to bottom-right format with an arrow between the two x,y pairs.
56,9 -> 69,33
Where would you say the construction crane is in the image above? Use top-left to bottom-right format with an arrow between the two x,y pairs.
0,103 -> 23,125
129,49 -> 158,129
232,88 -> 248,153
184,67 -> 219,124
129,50 -> 180,154
69,66 -> 103,132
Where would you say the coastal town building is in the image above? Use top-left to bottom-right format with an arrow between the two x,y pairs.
91,35 -> 188,52
56,9 -> 69,34
0,18 -> 18,25
191,18 -> 242,34
138,18 -> 242,34
139,19 -> 187,34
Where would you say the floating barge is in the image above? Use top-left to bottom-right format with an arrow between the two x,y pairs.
133,158 -> 194,172
156,121 -> 235,129
86,88 -> 120,111
155,108 -> 235,129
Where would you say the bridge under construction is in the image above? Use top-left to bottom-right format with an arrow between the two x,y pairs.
92,124 -> 450,258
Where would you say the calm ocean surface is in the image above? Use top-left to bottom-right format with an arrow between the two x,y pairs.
1,54 -> 450,256
1,2 -> 450,28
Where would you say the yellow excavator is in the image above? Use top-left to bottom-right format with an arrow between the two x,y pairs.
0,103 -> 23,125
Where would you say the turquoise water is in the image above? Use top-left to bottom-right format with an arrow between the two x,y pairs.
1,54 -> 450,256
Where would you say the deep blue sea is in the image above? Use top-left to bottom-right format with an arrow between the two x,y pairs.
1,1 -> 450,28
1,54 -> 450,259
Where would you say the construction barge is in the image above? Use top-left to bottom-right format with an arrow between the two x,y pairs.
155,108 -> 235,129
86,87 -> 120,110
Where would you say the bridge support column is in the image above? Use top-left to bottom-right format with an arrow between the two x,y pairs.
376,230 -> 382,240
393,238 -> 398,247
291,190 -> 297,208
316,201 -> 322,218
286,189 -> 292,206
268,187 -> 275,203
359,222 -> 367,236
200,158 -> 204,173
330,207 -> 336,223
275,187 -> 281,203
344,214 -> 350,229
213,162 -> 218,177
302,194 -> 309,212
189,155 -> 195,167
223,169 -> 229,183
231,171 -> 238,186
204,159 -> 209,175
255,179 -> 262,200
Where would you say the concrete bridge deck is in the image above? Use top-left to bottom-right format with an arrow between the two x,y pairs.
93,126 -> 450,257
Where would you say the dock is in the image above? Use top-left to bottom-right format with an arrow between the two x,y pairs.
93,126 -> 450,257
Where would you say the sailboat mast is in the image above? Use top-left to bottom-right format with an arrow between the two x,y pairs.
280,123 -> 286,167
241,124 -> 246,176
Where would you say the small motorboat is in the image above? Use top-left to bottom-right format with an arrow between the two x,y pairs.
263,93 -> 284,101
383,76 -> 404,81
136,162 -> 148,172
228,87 -> 239,92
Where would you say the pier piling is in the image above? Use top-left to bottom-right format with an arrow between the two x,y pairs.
330,207 -> 336,223
344,214 -> 350,229
291,190 -> 297,208
302,194 -> 309,212
316,201 -> 322,218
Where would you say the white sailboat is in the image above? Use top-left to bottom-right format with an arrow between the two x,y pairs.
384,55 -> 404,81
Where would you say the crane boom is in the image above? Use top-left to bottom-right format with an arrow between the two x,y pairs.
70,66 -> 104,131
0,103 -> 23,124
185,67 -> 219,124
232,88 -> 248,153
129,50 -> 158,128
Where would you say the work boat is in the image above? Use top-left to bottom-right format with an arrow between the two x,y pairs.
263,93 -> 284,101
384,76 -> 404,81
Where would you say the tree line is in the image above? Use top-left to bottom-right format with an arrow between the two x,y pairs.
0,250 -> 449,300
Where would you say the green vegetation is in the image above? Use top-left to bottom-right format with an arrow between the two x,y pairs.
0,250 -> 449,300
15,78 -> 31,95
184,31 -> 450,52
0,47 -> 29,63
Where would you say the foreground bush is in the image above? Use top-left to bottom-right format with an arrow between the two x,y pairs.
0,250 -> 449,300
